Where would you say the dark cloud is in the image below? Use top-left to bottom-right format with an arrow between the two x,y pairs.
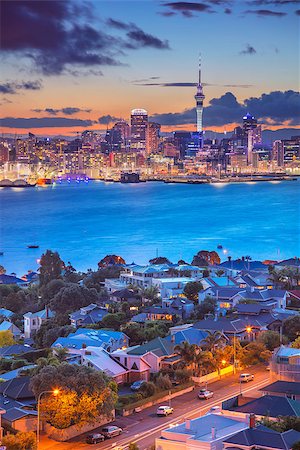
240,44 -> 257,55
244,8 -> 287,15
295,8 -> 300,13
248,0 -> 299,5
0,80 -> 42,94
106,18 -> 130,30
162,2 -> 214,16
150,90 -> 299,127
224,8 -> 232,13
98,115 -> 122,124
1,1 -> 169,75
0,117 -> 95,128
32,107 -> 91,115
134,81 -> 252,88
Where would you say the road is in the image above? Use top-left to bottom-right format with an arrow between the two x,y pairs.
40,366 -> 270,450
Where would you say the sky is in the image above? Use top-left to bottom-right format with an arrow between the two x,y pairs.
0,0 -> 299,136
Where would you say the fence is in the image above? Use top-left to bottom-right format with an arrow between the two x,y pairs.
192,365 -> 234,385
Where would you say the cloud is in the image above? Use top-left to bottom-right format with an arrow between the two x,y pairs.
296,8 -> 300,13
149,90 -> 300,127
0,117 -> 95,128
98,115 -> 122,124
0,80 -> 42,94
244,8 -> 287,15
224,8 -> 232,13
162,2 -> 215,16
248,0 -> 300,5
240,44 -> 257,54
32,107 -> 91,115
133,81 -> 253,88
1,1 -> 170,75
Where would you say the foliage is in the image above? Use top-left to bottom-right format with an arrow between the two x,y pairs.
128,443 -> 140,450
240,342 -> 271,366
30,363 -> 117,429
35,318 -> 74,348
121,323 -> 145,345
259,416 -> 300,432
84,267 -> 122,290
291,336 -> 300,349
140,381 -> 156,398
98,254 -> 126,268
174,368 -> 192,383
156,374 -> 173,391
194,297 -> 216,319
50,283 -> 99,314
174,341 -> 214,376
292,442 -> 300,450
39,250 -> 64,287
149,256 -> 171,264
139,286 -> 160,302
0,330 -> 15,347
258,330 -> 288,351
183,281 -> 203,302
40,279 -> 65,304
0,265 -> 6,275
202,330 -> 225,352
192,250 -> 221,266
2,431 -> 37,450
99,312 -> 126,330
11,359 -> 29,370
283,316 -> 300,342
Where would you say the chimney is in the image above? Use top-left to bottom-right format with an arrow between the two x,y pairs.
171,334 -> 175,344
45,307 -> 49,319
211,427 -> 217,440
186,419 -> 191,430
249,413 -> 256,429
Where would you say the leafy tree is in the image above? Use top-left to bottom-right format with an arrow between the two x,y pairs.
35,318 -> 74,348
194,297 -> 216,319
84,267 -> 122,290
30,364 -> 117,429
183,281 -> 203,302
174,368 -> 192,383
259,416 -> 300,432
149,256 -> 171,264
121,323 -> 145,345
39,250 -> 64,287
41,279 -> 65,304
283,316 -> 300,342
192,250 -> 221,266
139,285 -> 160,303
100,312 -> 126,330
240,342 -> 271,366
291,336 -> 300,349
213,345 -> 234,373
258,330 -> 288,351
144,322 -> 170,341
140,381 -> 156,397
98,254 -> 126,268
2,431 -> 37,450
11,359 -> 29,370
0,265 -> 6,275
174,341 -> 214,376
50,284 -> 98,314
0,330 -> 15,347
129,443 -> 140,450
156,374 -> 172,391
202,330 -> 225,352
292,442 -> 300,450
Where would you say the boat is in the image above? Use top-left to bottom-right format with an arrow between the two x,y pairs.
36,178 -> 52,186
27,245 -> 39,249
217,244 -> 223,249
0,179 -> 36,188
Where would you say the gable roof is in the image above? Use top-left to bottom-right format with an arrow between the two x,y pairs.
219,260 -> 267,270
260,381 -> 300,396
127,336 -> 174,357
164,328 -> 208,346
0,377 -> 34,400
224,426 -> 300,449
3,407 -> 37,422
0,308 -> 14,318
0,344 -> 32,357
231,395 -> 300,417
0,274 -> 27,285
24,308 -> 54,319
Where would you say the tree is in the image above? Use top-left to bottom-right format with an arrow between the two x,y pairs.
259,416 -> 300,433
0,265 -> 6,275
240,342 -> 271,366
202,330 -> 225,352
41,278 -> 65,304
194,297 -> 216,319
50,284 -> 98,314
258,330 -> 287,351
2,431 -> 37,450
121,323 -> 145,345
39,250 -> 64,286
292,442 -> 300,450
0,330 -> 15,347
100,312 -> 126,330
174,342 -> 214,376
129,443 -> 140,450
139,286 -> 160,303
30,364 -> 117,429
149,256 -> 171,264
35,318 -> 74,348
291,336 -> 300,349
140,381 -> 156,397
183,281 -> 203,302
283,316 -> 300,342
192,250 -> 221,267
156,374 -> 172,391
98,255 -> 125,268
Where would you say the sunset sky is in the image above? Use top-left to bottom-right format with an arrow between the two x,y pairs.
0,0 -> 299,136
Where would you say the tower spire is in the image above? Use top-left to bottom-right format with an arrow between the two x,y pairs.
195,53 -> 205,134
198,53 -> 201,85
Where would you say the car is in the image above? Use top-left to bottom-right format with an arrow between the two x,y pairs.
130,380 -> 146,391
157,405 -> 174,416
239,373 -> 254,383
198,389 -> 214,400
86,433 -> 105,444
101,426 -> 123,438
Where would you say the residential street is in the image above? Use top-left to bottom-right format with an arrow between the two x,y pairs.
40,366 -> 270,450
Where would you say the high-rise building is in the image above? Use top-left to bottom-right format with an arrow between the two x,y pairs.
146,122 -> 161,155
130,108 -> 148,153
194,57 -> 205,133
243,113 -> 258,138
111,121 -> 130,152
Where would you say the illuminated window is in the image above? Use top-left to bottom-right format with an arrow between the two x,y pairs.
219,302 -> 231,309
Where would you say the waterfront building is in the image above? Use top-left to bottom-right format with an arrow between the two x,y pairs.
146,122 -> 161,155
130,108 -> 148,154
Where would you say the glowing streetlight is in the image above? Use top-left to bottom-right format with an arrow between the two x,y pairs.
37,389 -> 60,448
221,359 -> 226,366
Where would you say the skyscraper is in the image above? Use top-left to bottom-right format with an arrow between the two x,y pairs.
130,108 -> 148,153
146,122 -> 161,155
194,57 -> 205,133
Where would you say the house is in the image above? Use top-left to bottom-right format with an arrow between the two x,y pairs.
155,413 -> 249,450
2,408 -> 37,432
0,274 -> 28,286
0,365 -> 36,381
199,286 -> 243,311
81,346 -> 129,384
109,288 -> 140,304
162,297 -> 195,318
222,394 -> 300,419
52,328 -> 129,353
232,289 -> 287,309
23,308 -> 54,338
0,377 -> 35,406
119,264 -> 172,288
269,346 -> 300,382
193,318 -> 261,342
201,276 -> 238,291
223,424 -> 300,450
69,304 -> 108,328
287,290 -> 300,308
164,328 -> 208,347
0,308 -> 14,320
260,381 -> 300,401
20,271 -> 39,284
151,277 -> 195,299
111,347 -> 151,382
131,298 -> 194,324
0,344 -> 32,358
219,259 -> 267,272
0,320 -> 21,339
275,257 -> 300,269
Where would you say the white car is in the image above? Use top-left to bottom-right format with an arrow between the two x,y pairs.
198,389 -> 214,400
157,405 -> 174,416
239,373 -> 254,383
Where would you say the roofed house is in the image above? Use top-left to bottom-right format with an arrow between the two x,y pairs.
260,381 -> 300,401
0,344 -> 32,358
270,346 -> 300,382
23,308 -> 54,338
81,346 -> 129,384
0,308 -> 14,319
0,320 -> 21,339
0,274 -> 28,286
69,303 -> 108,328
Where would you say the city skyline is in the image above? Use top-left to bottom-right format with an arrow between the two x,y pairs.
0,0 -> 299,136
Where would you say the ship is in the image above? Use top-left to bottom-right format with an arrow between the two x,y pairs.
36,178 -> 52,186
27,245 -> 39,249
120,172 -> 140,183
0,179 -> 36,188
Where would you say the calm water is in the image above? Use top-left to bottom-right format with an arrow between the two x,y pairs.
0,180 -> 299,276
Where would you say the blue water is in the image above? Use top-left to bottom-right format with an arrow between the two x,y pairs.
0,180 -> 299,276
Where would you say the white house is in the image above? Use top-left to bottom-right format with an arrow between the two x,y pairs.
23,308 -> 54,339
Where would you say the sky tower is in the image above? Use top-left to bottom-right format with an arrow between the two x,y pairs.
194,56 -> 205,133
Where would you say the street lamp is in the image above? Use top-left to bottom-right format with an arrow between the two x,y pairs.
37,389 -> 60,448
246,326 -> 252,341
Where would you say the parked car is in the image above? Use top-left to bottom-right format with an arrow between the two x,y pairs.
86,433 -> 105,444
157,405 -> 174,416
239,373 -> 254,383
101,426 -> 123,438
198,389 -> 214,399
130,380 -> 146,391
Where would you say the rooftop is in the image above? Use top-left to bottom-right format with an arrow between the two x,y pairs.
260,381 -> 300,396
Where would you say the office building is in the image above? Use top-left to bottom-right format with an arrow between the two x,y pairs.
146,122 -> 161,155
130,108 -> 148,154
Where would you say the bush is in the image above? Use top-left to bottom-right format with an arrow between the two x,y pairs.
156,374 -> 172,391
11,359 -> 29,370
174,368 -> 192,383
2,431 -> 37,449
140,381 -> 156,398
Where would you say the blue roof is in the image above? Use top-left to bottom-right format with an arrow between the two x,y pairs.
0,274 -> 27,285
0,308 -> 13,318
52,328 -> 127,350
24,308 -> 54,319
0,321 -> 15,332
0,365 -> 36,381
165,328 -> 208,346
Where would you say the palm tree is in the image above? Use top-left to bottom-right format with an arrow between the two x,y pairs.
268,268 -> 284,289
174,342 -> 199,374
139,285 -> 160,303
202,330 -> 225,353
